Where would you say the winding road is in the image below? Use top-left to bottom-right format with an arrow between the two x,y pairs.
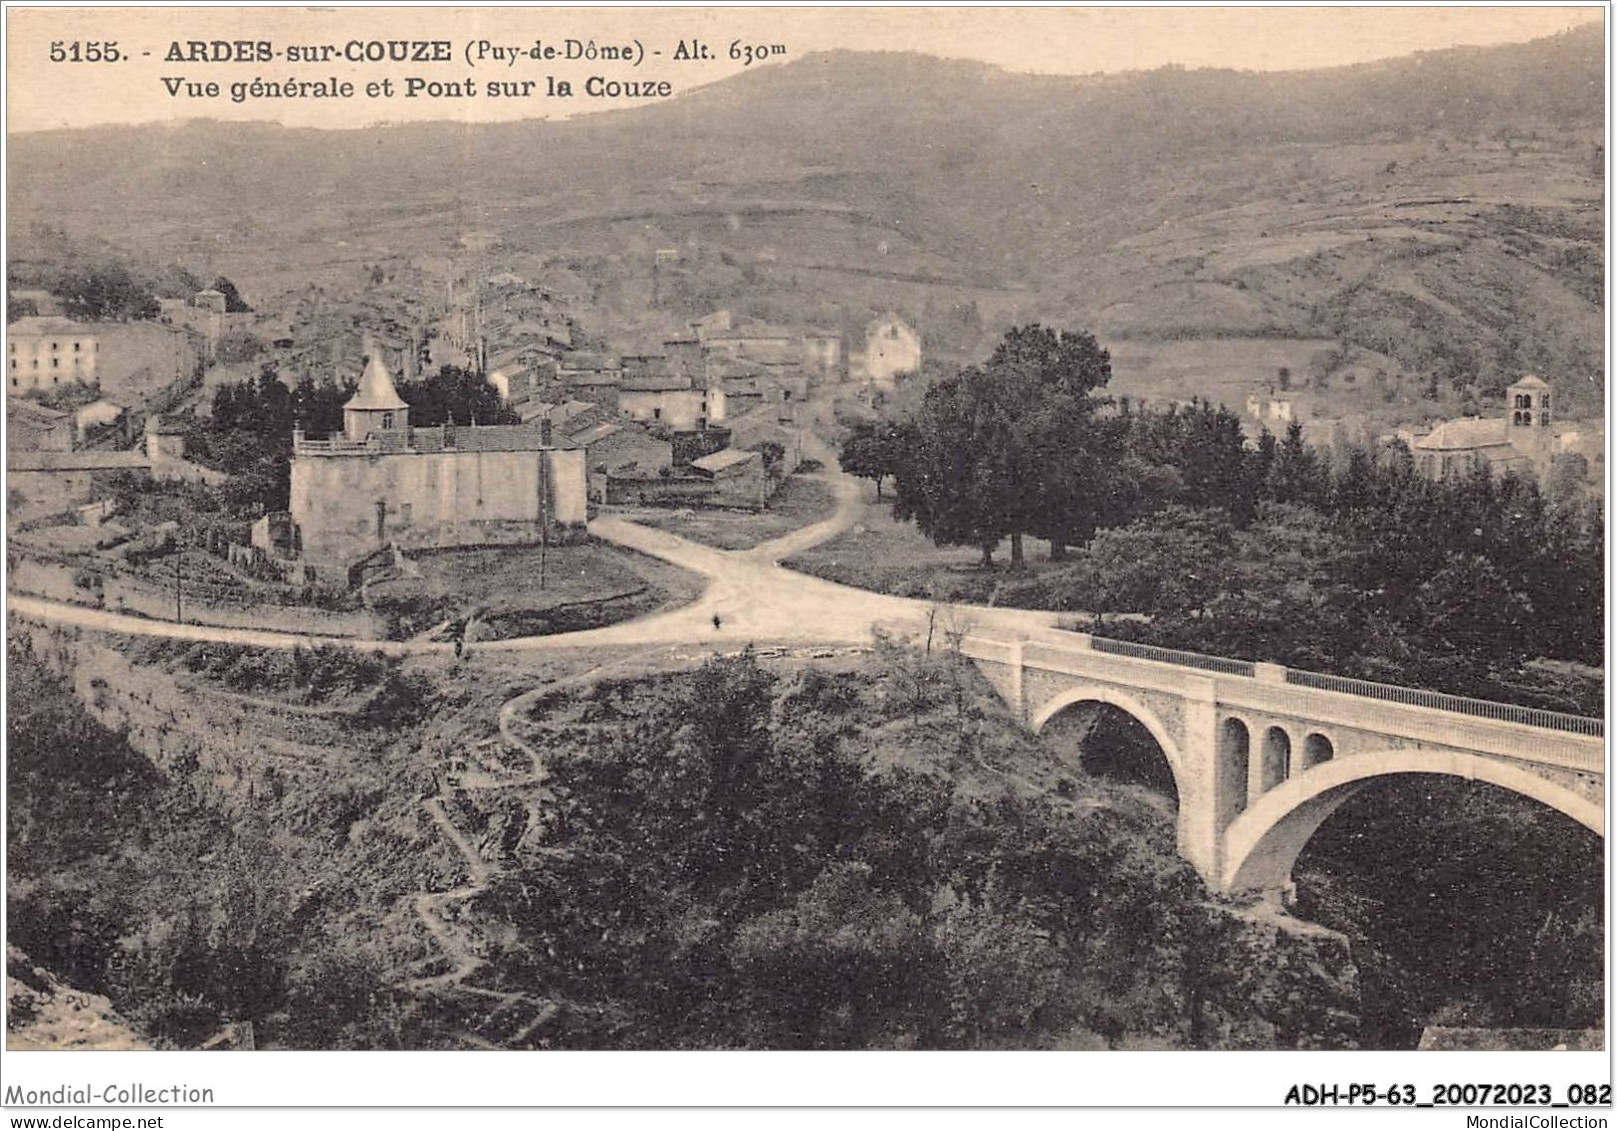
10,431 -> 1062,654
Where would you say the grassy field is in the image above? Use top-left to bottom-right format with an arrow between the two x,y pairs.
371,538 -> 705,641
627,475 -> 839,552
781,481 -> 1071,604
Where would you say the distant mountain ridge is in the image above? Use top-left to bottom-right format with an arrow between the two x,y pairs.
7,25 -> 1604,410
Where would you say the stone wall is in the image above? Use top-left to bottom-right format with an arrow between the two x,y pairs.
290,447 -> 586,571
9,552 -> 383,638
606,474 -> 720,508
15,620 -> 368,803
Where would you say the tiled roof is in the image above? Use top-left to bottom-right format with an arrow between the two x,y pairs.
568,423 -> 623,447
453,425 -> 553,452
554,401 -> 597,424
8,399 -> 73,424
9,449 -> 149,472
706,321 -> 797,341
560,352 -> 620,371
8,316 -> 86,337
690,448 -> 758,474
1414,417 -> 1510,451
621,374 -> 692,392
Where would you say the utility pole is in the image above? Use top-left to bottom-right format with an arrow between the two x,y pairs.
174,544 -> 183,623
539,452 -> 549,591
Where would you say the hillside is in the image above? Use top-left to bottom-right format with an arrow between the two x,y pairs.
7,25 -> 1604,414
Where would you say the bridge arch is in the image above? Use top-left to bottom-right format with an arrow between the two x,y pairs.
1221,748 -> 1605,895
1301,732 -> 1334,771
1031,684 -> 1186,793
1255,726 -> 1292,795
1216,716 -> 1251,830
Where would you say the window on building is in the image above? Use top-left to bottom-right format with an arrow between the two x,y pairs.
653,407 -> 662,420
51,358 -> 59,368
381,412 -> 394,429
73,342 -> 81,352
50,341 -> 59,351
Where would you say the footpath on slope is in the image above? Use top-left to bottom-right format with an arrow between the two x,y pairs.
401,647 -> 689,1046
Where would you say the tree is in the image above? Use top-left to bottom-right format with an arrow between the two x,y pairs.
54,264 -> 159,321
838,419 -> 902,499
746,440 -> 787,476
215,327 -> 265,365
1078,506 -> 1237,622
892,325 -> 1122,567
891,366 -> 1022,567
985,324 -> 1118,558
210,276 -> 253,313
987,323 -> 1112,400
1266,420 -> 1326,508
398,365 -> 518,427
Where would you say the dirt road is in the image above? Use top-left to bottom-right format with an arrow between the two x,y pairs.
11,430 -> 1061,654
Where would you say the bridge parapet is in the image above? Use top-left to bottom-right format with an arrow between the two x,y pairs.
963,630 -> 1603,778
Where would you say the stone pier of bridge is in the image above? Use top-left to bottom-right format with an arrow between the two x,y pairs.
961,631 -> 1605,899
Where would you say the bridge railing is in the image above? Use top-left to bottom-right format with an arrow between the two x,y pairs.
1073,633 -> 1602,738
1283,668 -> 1604,738
1088,636 -> 1256,677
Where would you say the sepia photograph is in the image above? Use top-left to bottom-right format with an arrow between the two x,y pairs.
1,1 -> 1609,1117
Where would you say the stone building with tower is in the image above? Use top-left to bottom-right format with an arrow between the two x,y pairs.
1410,374 -> 1558,480
289,350 -> 587,576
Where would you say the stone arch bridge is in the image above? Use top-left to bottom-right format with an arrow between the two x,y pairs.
962,631 -> 1604,900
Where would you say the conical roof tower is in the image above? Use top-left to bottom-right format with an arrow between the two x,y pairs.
344,343 -> 409,441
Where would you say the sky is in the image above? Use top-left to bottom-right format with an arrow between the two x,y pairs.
5,5 -> 1605,132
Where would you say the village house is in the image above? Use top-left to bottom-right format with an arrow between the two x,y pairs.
555,352 -> 623,410
8,316 -> 98,393
605,441 -> 765,511
569,420 -> 673,502
7,398 -> 75,452
193,288 -> 228,314
693,312 -> 844,385
618,370 -> 726,431
856,314 -> 922,388
702,320 -> 828,373
289,351 -> 587,575
687,447 -> 766,508
7,415 -> 222,521
8,287 -> 61,317
517,398 -> 610,435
